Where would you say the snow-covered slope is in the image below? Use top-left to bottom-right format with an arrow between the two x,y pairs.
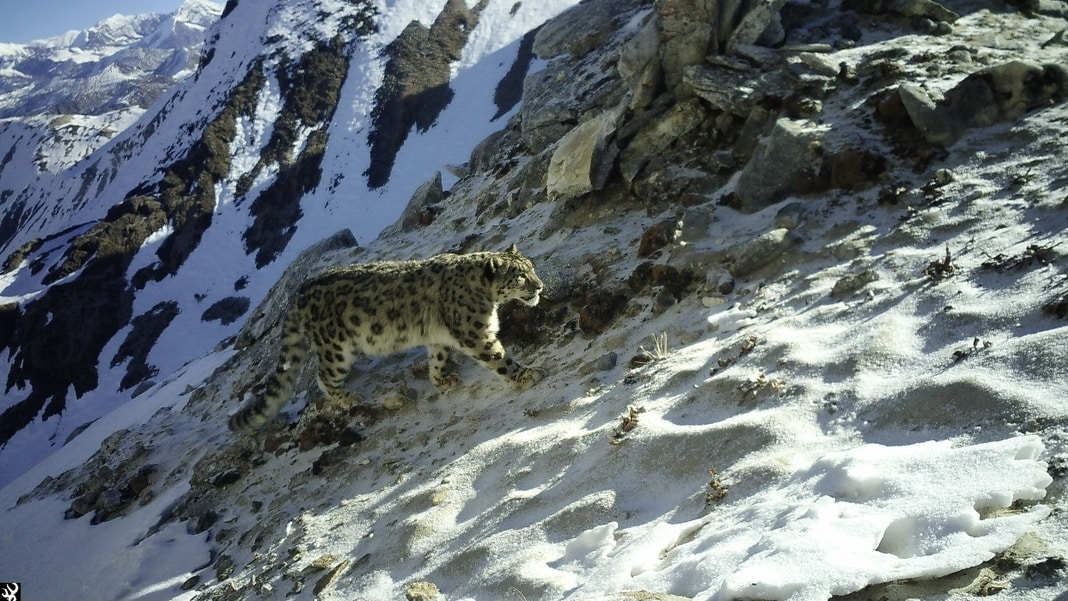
1,1 -> 1068,601
0,0 -> 581,488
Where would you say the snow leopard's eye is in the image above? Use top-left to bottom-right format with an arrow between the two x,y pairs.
515,275 -> 527,285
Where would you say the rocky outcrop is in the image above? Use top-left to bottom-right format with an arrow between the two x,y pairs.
898,60 -> 1068,146
112,301 -> 181,392
384,172 -> 447,235
242,37 -> 354,268
365,0 -> 487,189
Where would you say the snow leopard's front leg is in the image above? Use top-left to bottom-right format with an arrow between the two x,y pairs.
459,334 -> 544,389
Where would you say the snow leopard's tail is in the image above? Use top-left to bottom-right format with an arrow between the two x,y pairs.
228,309 -> 307,431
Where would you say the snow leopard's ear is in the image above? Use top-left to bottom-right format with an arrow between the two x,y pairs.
485,256 -> 503,281
506,243 -> 519,255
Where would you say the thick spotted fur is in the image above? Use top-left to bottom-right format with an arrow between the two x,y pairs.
228,245 -> 544,431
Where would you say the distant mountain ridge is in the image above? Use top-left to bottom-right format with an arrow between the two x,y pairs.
0,0 -> 223,119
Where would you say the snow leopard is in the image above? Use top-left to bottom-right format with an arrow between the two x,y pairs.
228,244 -> 545,431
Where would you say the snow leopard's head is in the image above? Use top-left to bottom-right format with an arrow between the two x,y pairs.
486,244 -> 543,307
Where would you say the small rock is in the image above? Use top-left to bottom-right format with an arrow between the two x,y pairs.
702,295 -> 728,308
735,118 -> 825,212
724,0 -> 787,48
830,269 -> 880,298
653,287 -> 677,313
897,84 -> 957,146
211,469 -> 242,487
389,172 -> 444,234
406,581 -> 441,601
796,52 -> 840,78
191,510 -> 218,534
309,554 -> 341,572
580,352 -> 618,375
829,239 -> 870,261
774,202 -> 807,230
629,349 -> 657,368
828,148 -> 887,191
180,575 -> 200,591
67,495 -> 95,519
96,487 -> 123,512
678,207 -> 714,243
729,228 -> 801,278
783,93 -> 823,118
638,218 -> 683,257
685,65 -> 791,117
627,263 -> 696,300
313,560 -> 350,596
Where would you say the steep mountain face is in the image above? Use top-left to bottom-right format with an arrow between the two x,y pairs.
2,0 -> 1068,600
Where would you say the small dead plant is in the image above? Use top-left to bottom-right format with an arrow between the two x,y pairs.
738,372 -> 784,404
711,335 -> 759,376
705,468 -> 728,507
630,332 -> 671,368
924,243 -> 957,282
642,332 -> 670,360
952,336 -> 993,363
609,405 -> 645,445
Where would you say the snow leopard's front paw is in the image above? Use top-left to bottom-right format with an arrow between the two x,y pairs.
514,367 -> 546,390
433,371 -> 462,389
326,390 -> 364,410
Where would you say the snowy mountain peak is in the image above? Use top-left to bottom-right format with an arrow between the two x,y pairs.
68,13 -> 163,49
14,0 -> 221,51
0,0 -> 222,119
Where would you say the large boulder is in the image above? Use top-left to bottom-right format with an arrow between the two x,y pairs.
734,118 -> 825,211
547,107 -> 626,201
